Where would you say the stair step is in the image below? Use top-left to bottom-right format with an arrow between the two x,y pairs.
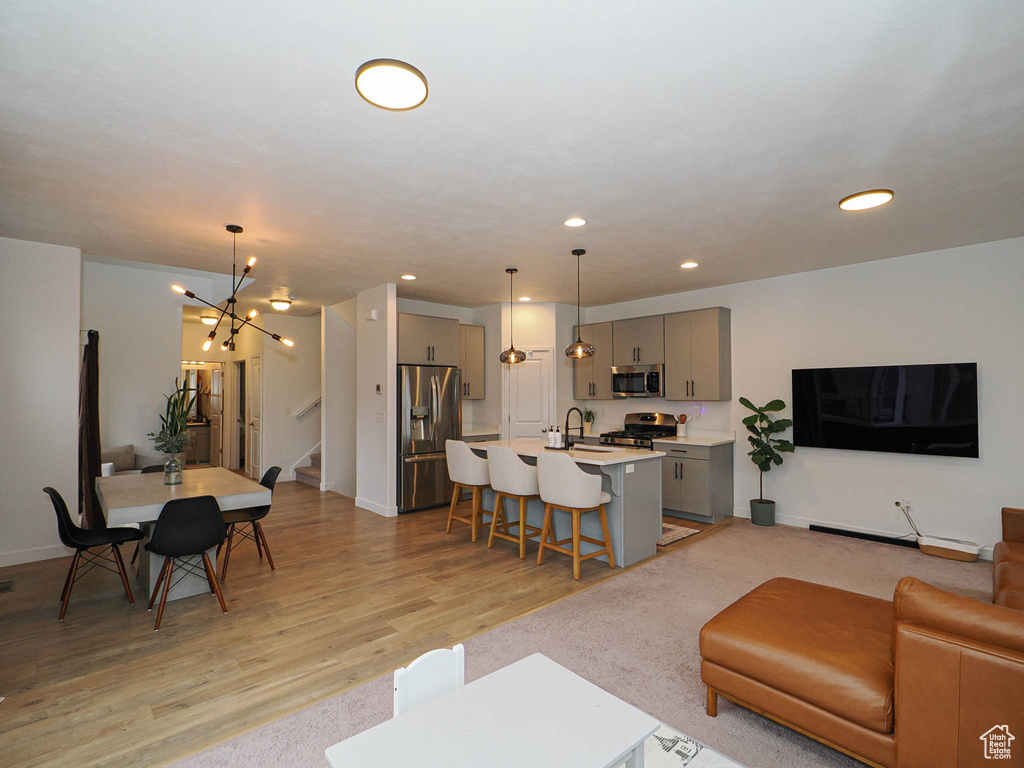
310,452 -> 321,468
294,465 -> 321,488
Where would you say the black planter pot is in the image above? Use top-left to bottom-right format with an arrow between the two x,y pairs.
750,499 -> 776,527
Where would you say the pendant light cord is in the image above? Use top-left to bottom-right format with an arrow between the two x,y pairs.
509,270 -> 515,348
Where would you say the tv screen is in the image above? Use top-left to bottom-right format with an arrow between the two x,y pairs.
792,363 -> 979,458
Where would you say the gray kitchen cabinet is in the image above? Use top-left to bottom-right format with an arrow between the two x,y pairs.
572,322 -> 613,399
186,424 -> 211,464
658,442 -> 734,523
398,313 -> 459,366
458,324 -> 485,399
612,316 -> 665,365
664,307 -> 731,401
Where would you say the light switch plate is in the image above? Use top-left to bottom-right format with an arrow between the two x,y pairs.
625,464 -> 634,473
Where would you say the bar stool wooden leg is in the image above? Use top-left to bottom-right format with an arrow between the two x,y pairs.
488,492 -> 504,547
537,504 -> 553,565
518,496 -> 528,559
598,504 -> 615,569
471,487 -> 480,542
446,483 -> 460,533
572,509 -> 582,580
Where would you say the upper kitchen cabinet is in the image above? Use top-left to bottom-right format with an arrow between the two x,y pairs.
572,322 -> 613,400
612,316 -> 665,365
398,313 -> 459,366
458,324 -> 485,399
664,307 -> 731,400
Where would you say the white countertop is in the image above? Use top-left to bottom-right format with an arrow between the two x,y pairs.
471,438 -> 663,466
652,435 -> 735,447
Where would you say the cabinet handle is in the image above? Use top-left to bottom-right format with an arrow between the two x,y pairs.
691,379 -> 695,397
674,461 -> 678,479
637,346 -> 641,362
686,380 -> 689,397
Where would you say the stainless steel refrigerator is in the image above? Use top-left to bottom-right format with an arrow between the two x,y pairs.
397,364 -> 462,513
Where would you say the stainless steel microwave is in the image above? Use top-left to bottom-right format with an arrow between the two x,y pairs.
611,364 -> 664,398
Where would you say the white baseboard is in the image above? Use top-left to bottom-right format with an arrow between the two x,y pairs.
733,506 -> 994,562
0,543 -> 71,567
355,497 -> 399,517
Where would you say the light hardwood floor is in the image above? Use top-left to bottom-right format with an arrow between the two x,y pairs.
0,481 -> 726,768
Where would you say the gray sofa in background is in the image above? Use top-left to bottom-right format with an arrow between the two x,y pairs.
100,444 -> 165,476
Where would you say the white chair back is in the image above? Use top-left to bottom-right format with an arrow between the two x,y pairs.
537,450 -> 603,509
445,440 -> 490,486
486,445 -> 539,497
393,643 -> 466,717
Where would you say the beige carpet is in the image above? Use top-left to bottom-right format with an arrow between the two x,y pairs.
169,520 -> 992,768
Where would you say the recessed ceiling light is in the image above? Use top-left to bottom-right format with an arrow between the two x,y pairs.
200,316 -> 218,325
839,189 -> 894,211
518,296 -> 532,302
680,261 -> 699,269
401,274 -> 417,280
564,217 -> 586,228
355,59 -> 428,111
270,299 -> 292,311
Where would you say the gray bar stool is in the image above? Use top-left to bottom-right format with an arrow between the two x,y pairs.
486,445 -> 543,558
445,439 -> 491,542
536,451 -> 616,579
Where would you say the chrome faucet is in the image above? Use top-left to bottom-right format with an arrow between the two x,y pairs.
564,407 -> 585,449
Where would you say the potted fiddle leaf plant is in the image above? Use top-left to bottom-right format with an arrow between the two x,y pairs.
148,378 -> 196,484
582,407 -> 597,435
739,397 -> 795,526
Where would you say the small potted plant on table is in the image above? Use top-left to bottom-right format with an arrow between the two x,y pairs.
148,378 -> 195,484
739,397 -> 795,526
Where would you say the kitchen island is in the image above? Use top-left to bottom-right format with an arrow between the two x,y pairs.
469,439 -> 664,568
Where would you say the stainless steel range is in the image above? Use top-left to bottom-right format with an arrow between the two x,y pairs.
600,412 -> 677,449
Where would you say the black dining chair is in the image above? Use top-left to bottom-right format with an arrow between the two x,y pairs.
140,465 -> 164,474
219,466 -> 282,582
146,495 -> 228,631
44,487 -> 143,621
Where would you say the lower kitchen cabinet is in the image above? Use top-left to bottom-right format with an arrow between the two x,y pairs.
658,442 -> 733,523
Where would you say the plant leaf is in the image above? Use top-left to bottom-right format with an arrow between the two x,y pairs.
762,399 -> 786,411
738,397 -> 758,412
741,414 -> 759,426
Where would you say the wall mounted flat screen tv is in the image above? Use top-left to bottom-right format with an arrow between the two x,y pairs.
792,363 -> 979,458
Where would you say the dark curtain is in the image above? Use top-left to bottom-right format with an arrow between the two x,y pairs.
78,330 -> 104,529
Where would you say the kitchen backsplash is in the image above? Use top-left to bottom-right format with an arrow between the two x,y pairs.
583,398 -> 733,435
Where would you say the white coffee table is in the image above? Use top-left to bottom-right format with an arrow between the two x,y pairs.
325,653 -> 659,768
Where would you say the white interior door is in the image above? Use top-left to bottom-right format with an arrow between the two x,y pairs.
503,348 -> 553,439
249,355 -> 262,479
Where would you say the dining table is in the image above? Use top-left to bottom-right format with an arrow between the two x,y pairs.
324,653 -> 659,768
96,467 -> 270,601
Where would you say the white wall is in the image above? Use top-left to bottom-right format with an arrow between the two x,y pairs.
1,238 -> 81,565
261,314 -> 321,481
322,299 -> 357,496
584,237 -> 1024,555
355,284 -> 398,516
396,298 -> 473,324
469,303 -> 503,430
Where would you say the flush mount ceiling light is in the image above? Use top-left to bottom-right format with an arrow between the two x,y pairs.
200,316 -> 218,325
499,268 -> 526,365
564,217 -> 586,228
401,274 -> 417,280
355,59 -> 428,110
564,249 -> 596,359
270,299 -> 292,311
171,225 -> 293,352
518,296 -> 532,302
839,189 -> 894,211
680,261 -> 699,269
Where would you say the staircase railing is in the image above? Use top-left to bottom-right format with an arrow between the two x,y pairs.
295,395 -> 321,419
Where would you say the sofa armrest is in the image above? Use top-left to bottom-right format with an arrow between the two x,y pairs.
1002,507 -> 1024,544
893,578 -> 1024,768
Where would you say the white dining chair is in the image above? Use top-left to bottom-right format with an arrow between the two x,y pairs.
393,643 -> 466,717
486,445 -> 543,559
445,439 -> 492,542
536,450 -> 615,580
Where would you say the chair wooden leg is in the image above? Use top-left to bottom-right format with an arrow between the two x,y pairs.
255,522 -> 275,570
203,553 -> 228,614
572,510 -> 582,580
154,558 -> 174,630
148,557 -> 170,610
707,687 -> 718,717
253,522 -> 264,559
446,484 -> 460,533
111,543 -> 135,604
58,550 -> 81,621
537,504 -> 553,565
488,492 -> 503,547
130,541 -> 140,565
220,524 -> 235,582
598,504 -> 615,569
471,487 -> 481,543
518,496 -> 528,559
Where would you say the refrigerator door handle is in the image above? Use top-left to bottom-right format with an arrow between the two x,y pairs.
403,452 -> 448,463
430,375 -> 439,446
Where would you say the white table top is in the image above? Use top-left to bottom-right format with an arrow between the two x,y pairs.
471,438 -> 664,465
325,653 -> 659,768
652,435 -> 735,447
96,467 -> 271,527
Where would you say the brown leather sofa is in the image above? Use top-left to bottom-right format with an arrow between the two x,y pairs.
700,514 -> 1024,768
995,506 -> 1024,609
